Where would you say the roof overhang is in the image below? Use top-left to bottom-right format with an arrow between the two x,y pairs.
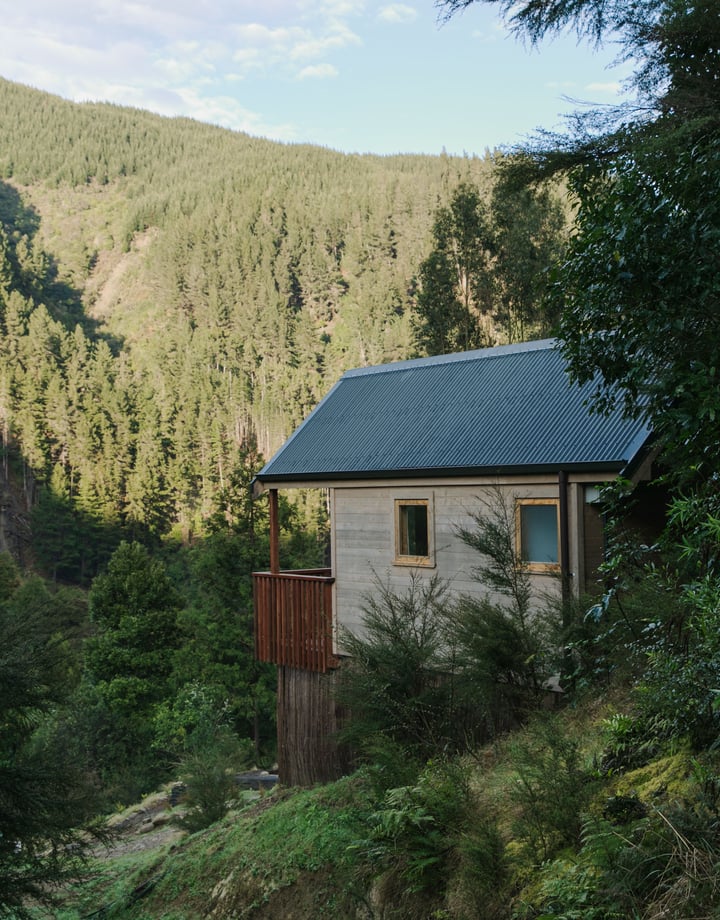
251,458 -> 641,497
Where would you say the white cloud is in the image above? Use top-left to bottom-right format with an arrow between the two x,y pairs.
174,87 -> 297,139
296,62 -> 339,79
378,4 -> 417,24
289,24 -> 361,60
471,29 -> 500,43
232,23 -> 305,47
230,20 -> 359,74
94,1 -> 196,39
585,81 -> 621,94
300,0 -> 365,15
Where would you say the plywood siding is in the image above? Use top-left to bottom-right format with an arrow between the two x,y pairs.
332,479 -> 568,648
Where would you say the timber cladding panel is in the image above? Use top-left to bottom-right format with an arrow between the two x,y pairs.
332,480 -> 565,649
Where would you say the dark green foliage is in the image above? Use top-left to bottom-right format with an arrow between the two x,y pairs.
0,555 -> 101,918
530,793 -> 720,920
599,712 -> 661,774
636,570 -> 720,751
167,528 -> 278,760
510,716 -> 599,862
31,486 -> 127,584
455,818 -> 509,918
84,541 -> 183,783
574,496 -> 720,758
413,178 -> 566,355
556,138 -> 720,486
337,574 -> 458,767
452,490 -> 562,720
350,757 -> 510,919
357,760 -> 486,906
414,181 -> 496,354
491,175 -> 566,340
450,596 -> 547,734
174,720 -> 254,834
87,541 -> 182,680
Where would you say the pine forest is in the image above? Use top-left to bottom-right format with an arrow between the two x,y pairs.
0,77 -> 566,571
8,4 -> 720,905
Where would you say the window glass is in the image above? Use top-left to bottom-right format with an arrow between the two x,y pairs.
395,499 -> 432,564
519,502 -> 558,565
399,503 -> 429,557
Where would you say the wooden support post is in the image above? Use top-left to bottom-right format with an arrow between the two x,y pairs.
558,470 -> 574,692
558,470 -> 571,603
269,488 -> 280,574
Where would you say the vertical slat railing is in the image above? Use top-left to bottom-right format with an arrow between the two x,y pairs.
253,569 -> 336,673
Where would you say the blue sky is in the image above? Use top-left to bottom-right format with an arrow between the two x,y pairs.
0,0 -> 632,156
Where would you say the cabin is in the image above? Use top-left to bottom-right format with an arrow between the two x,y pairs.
252,339 -> 656,785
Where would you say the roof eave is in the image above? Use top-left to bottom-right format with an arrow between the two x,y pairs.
253,459 -> 638,492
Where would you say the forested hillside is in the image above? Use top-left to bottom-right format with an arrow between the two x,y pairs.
5,0 -> 720,911
0,77 -> 571,916
0,78 -> 566,574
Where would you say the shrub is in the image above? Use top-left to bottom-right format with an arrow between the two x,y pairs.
635,572 -> 720,750
452,488 -> 563,721
176,730 -> 254,833
356,759 -> 491,910
336,573 -> 462,765
509,715 -> 599,863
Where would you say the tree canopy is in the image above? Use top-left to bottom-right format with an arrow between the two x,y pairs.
0,78 -> 571,555
0,557 -> 100,917
438,0 -> 720,490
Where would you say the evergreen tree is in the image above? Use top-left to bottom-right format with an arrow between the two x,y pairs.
436,1 -> 720,486
0,556 -> 99,918
414,181 -> 495,355
84,542 -> 183,778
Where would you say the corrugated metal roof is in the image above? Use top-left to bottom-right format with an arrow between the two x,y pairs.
255,339 -> 652,485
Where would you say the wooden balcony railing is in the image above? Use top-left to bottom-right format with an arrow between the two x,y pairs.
253,569 -> 337,673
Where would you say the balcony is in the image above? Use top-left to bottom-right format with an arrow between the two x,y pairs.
253,569 -> 337,673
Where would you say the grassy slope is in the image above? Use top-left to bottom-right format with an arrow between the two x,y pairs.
54,776 -> 374,920
50,688 -> 720,920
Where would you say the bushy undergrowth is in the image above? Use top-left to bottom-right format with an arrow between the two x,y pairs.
328,492 -> 720,919
45,714 -> 720,920
337,491 -> 564,776
44,492 -> 720,920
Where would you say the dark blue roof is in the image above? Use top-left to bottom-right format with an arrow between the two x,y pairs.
255,339 -> 652,485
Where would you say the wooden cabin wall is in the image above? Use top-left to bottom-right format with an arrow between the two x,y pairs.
276,664 -> 352,786
332,479 -> 567,646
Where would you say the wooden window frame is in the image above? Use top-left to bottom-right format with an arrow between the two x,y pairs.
394,498 -> 434,567
515,498 -> 560,573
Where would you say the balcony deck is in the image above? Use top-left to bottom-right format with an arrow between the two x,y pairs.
253,568 -> 337,673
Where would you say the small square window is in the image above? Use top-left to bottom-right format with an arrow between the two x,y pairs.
395,499 -> 432,565
516,500 -> 559,571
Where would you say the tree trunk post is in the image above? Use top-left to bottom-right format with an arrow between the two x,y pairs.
269,488 -> 280,574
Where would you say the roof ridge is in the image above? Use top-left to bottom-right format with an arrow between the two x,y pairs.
343,338 -> 557,378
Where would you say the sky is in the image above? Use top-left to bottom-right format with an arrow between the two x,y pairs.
0,0 -> 632,157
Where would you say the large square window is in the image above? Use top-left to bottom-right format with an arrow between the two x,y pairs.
395,499 -> 432,565
516,500 -> 559,571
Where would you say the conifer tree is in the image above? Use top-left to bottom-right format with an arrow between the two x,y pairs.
414,181 -> 495,355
